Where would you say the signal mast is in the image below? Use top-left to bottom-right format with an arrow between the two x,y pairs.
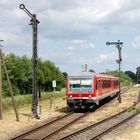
19,4 -> 40,119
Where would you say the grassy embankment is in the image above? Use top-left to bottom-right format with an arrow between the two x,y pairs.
2,89 -> 66,111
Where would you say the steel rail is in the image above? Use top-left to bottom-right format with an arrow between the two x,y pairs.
40,112 -> 90,140
13,112 -> 90,140
121,85 -> 133,92
51,86 -> 134,140
60,103 -> 137,140
12,85 -> 133,140
60,86 -> 136,140
12,95 -> 116,140
12,111 -> 74,140
91,110 -> 140,140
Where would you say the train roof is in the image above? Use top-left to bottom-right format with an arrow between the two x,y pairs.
68,72 -> 94,77
94,74 -> 119,79
68,72 -> 119,79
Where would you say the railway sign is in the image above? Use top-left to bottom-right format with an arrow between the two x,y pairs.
52,80 -> 56,88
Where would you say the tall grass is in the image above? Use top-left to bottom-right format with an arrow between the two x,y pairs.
2,89 -> 66,111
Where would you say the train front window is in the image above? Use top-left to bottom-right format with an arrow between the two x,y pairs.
69,78 -> 93,92
69,80 -> 80,88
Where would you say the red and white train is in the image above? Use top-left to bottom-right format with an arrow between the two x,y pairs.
66,72 -> 119,109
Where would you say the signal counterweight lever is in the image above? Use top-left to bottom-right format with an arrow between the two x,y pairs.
19,4 -> 40,119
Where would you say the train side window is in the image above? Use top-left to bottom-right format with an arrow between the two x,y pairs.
113,81 -> 119,86
96,80 -> 99,90
96,80 -> 98,89
102,80 -> 105,88
102,80 -> 111,88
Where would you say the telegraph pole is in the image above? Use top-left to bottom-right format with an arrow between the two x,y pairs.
0,40 -> 3,120
106,40 -> 123,103
2,54 -> 19,121
0,41 -> 19,121
19,4 -> 40,119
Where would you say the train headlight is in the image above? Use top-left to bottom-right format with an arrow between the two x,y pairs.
89,95 -> 91,97
70,95 -> 72,97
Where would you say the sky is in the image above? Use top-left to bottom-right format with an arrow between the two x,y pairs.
0,0 -> 140,74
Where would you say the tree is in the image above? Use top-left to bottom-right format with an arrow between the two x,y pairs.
106,70 -> 132,86
37,59 -> 65,91
136,66 -> 140,84
4,54 -> 32,95
125,71 -> 136,83
89,69 -> 95,73
62,72 -> 68,80
2,54 -> 65,96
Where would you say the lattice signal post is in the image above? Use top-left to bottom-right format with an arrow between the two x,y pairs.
106,40 -> 123,103
19,4 -> 40,119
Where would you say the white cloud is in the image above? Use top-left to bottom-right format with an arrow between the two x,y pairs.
0,0 -> 10,4
2,0 -> 140,41
68,40 -> 95,51
36,0 -> 140,40
131,36 -> 140,48
0,0 -> 140,73
97,52 -> 116,63
120,9 -> 140,24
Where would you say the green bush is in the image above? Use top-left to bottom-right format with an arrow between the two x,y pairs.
2,54 -> 65,97
128,105 -> 140,112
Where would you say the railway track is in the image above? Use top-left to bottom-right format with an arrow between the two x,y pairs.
60,92 -> 140,140
12,111 -> 90,140
121,85 -> 133,93
12,85 -> 133,140
60,105 -> 139,140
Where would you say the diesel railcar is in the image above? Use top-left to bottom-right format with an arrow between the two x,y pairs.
66,73 -> 119,109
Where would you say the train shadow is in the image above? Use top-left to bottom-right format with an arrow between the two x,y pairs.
72,96 -> 117,113
56,96 -> 117,113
